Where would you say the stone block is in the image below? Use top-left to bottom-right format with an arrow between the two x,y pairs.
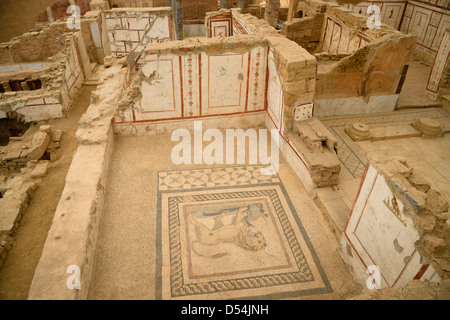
40,125 -> 52,134
52,129 -> 63,143
28,132 -> 50,160
31,162 -> 49,178
404,188 -> 427,212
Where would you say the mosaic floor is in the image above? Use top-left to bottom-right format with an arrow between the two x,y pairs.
156,166 -> 331,299
88,134 -> 361,300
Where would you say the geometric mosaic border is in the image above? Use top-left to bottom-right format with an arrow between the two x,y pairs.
168,189 -> 313,297
156,165 -> 333,299
158,165 -> 280,191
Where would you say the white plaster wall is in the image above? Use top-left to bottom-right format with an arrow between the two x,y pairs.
184,24 -> 206,37
105,9 -> 173,56
339,163 -> 441,291
114,45 -> 267,123
320,16 -> 371,54
343,1 -> 407,30
60,37 -> 84,114
266,49 -> 284,134
314,94 -> 399,117
400,1 -> 450,64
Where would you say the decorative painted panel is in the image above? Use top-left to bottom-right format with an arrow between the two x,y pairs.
201,52 -> 249,115
293,103 -> 314,121
114,46 -> 269,124
105,9 -> 173,56
426,29 -> 450,94
320,17 -> 370,54
343,163 -> 441,289
207,13 -> 232,38
247,47 -> 268,112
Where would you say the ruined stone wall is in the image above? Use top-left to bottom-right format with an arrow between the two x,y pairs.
105,7 -> 174,56
108,0 -> 168,7
0,22 -> 69,65
339,158 -> 449,291
280,14 -> 325,52
314,32 -> 416,116
294,0 -> 418,116
230,8 -> 280,36
0,33 -> 84,123
29,62 -> 127,300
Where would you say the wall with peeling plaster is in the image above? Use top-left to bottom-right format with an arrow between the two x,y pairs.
105,7 -> 174,56
339,160 -> 448,291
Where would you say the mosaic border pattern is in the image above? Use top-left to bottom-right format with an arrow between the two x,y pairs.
156,165 -> 333,299
168,190 -> 313,297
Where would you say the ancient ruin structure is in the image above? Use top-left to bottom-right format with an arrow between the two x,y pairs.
0,0 -> 449,301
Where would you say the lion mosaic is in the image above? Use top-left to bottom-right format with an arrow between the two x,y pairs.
188,205 -> 267,258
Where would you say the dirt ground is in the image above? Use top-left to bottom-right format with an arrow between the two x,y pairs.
0,85 -> 95,300
0,0 -> 57,43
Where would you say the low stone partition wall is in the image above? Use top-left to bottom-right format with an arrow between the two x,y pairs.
314,33 -> 416,116
27,62 -> 127,299
280,14 -> 324,52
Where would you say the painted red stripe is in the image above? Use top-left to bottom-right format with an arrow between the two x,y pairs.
179,56 -> 184,118
414,263 -> 430,280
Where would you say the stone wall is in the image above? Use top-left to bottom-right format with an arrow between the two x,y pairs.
182,0 -> 217,22
280,14 -> 325,52
290,0 -> 418,117
0,123 -> 61,271
0,23 -> 68,65
108,0 -> 168,7
28,61 -> 128,300
314,32 -> 416,116
0,33 -> 84,123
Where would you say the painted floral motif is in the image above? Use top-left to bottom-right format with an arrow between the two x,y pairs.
383,196 -> 407,227
251,50 -> 262,110
293,103 -> 313,121
187,54 -> 195,116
